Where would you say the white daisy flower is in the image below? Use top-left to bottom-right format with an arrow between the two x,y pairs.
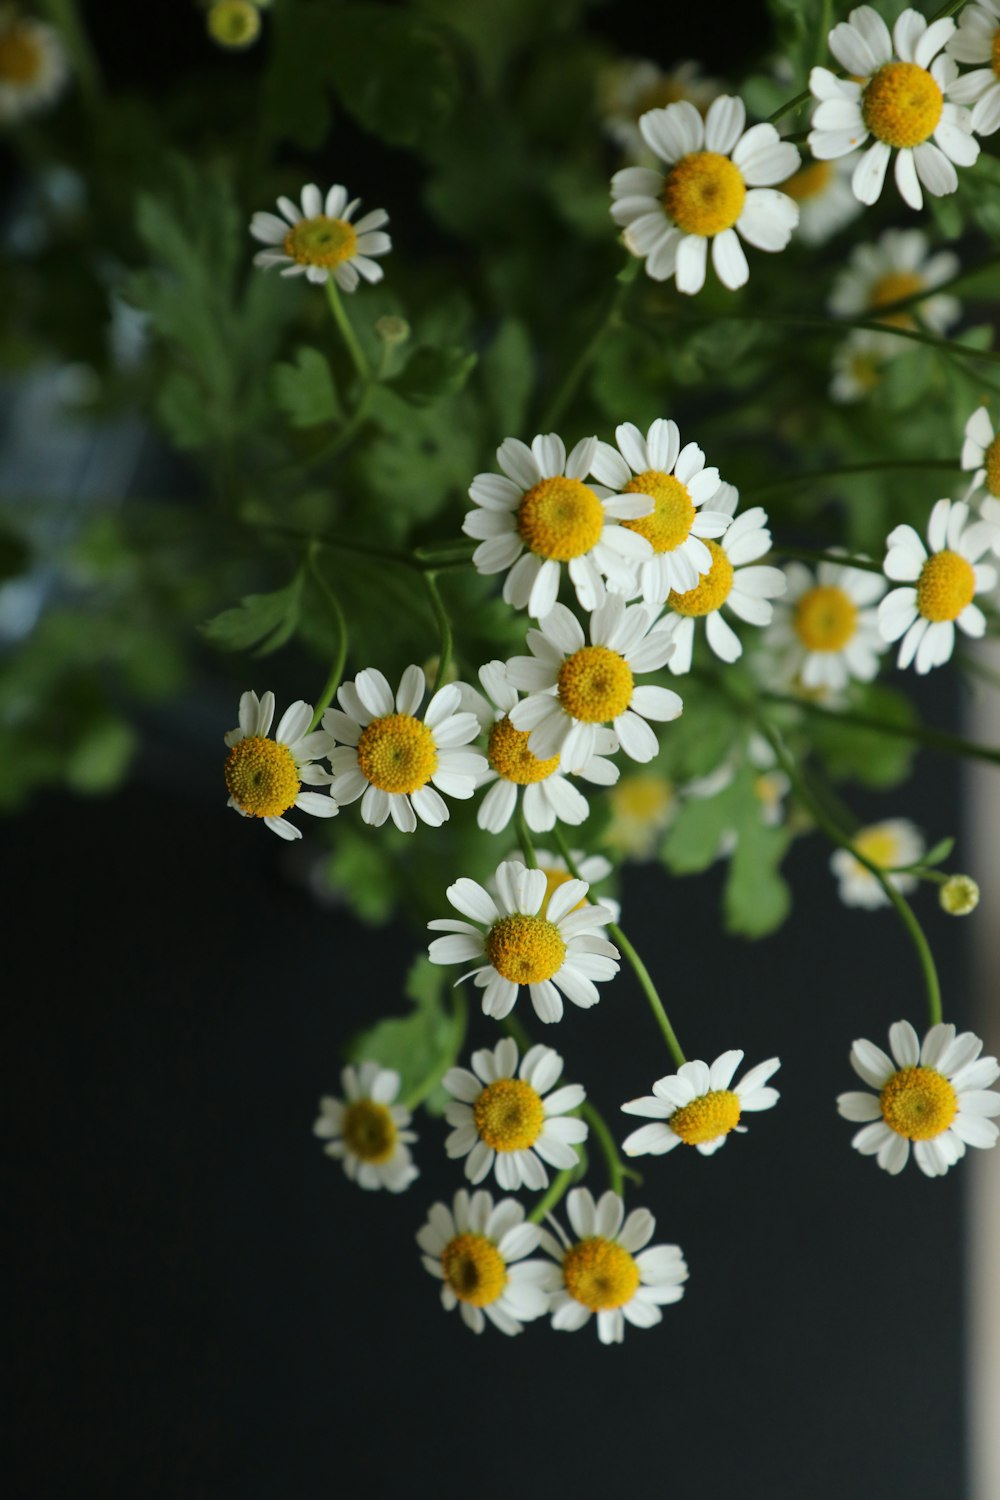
829,819 -> 925,909
323,665 -> 487,834
766,557 -> 887,694
506,595 -> 682,767
782,153 -> 861,243
808,5 -> 978,210
829,329 -> 888,404
589,418 -> 734,601
249,183 -> 391,290
531,847 -> 620,923
462,661 -> 619,836
416,1188 -> 553,1335
838,1020 -> 1000,1177
621,1051 -> 780,1158
538,1188 -> 688,1345
659,484 -> 786,674
600,57 -> 721,163
946,0 -> 1000,136
830,227 -> 960,344
0,7 -> 68,122
442,1037 -> 587,1191
463,432 -> 654,620
610,94 -> 800,294
312,1062 -> 418,1193
223,689 -> 337,842
878,498 -> 997,673
960,407 -> 1000,556
427,858 -> 620,1025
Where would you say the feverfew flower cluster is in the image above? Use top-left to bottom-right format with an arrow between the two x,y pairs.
221,4 -> 1000,1346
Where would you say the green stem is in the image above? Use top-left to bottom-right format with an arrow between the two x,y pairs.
325,279 -> 370,386
761,692 -> 1000,768
516,807 -> 538,869
815,0 -> 833,67
539,260 -> 635,430
422,572 -> 453,696
550,829 -> 686,1066
865,249 -> 1000,322
759,722 -> 943,1027
747,458 -> 961,504
529,1169 -> 576,1224
581,1101 -> 624,1197
402,989 -> 467,1110
664,306 -> 1000,367
306,549 -> 349,732
767,87 -> 812,126
275,384 -> 373,480
773,546 -> 884,575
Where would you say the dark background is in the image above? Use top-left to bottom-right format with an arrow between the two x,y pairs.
3,1 -> 974,1497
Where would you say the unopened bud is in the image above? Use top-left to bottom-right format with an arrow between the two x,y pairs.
375,315 -> 411,346
939,874 -> 979,916
207,1 -> 261,49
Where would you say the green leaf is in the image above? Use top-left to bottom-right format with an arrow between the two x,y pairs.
811,684 -> 917,789
392,344 -> 477,405
157,371 -> 217,450
724,820 -> 792,939
902,835 -> 954,871
272,347 -> 341,428
480,317 -> 534,434
345,956 -> 465,1113
261,0 -> 336,149
327,5 -> 460,148
200,576 -> 303,655
661,777 -> 741,874
64,718 -> 136,795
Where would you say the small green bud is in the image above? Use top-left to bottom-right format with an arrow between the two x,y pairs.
939,874 -> 979,916
207,0 -> 261,49
375,315 -> 411,346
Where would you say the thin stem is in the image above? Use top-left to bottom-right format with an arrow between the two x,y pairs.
761,692 -> 1000,768
306,549 -> 349,731
539,260 -> 635,430
815,0 -> 832,67
402,989 -> 467,1110
767,86 -> 812,125
273,383 -> 373,481
550,829 -> 686,1067
529,1169 -> 576,1224
746,457 -> 961,504
663,306 -> 1000,367
773,546 -> 884,575
865,249 -> 1000,322
581,1101 -> 624,1198
516,807 -> 538,869
325,279 -> 370,386
759,722 -> 943,1027
422,572 -> 453,696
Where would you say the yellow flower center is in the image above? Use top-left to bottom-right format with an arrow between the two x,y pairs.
516,476 -> 605,562
793,584 -> 858,652
850,824 -> 904,872
868,269 -> 925,330
668,538 -> 734,616
557,645 -> 634,722
861,62 -> 943,149
473,1078 -> 546,1152
538,865 -> 589,916
487,715 -> 560,785
663,151 -> 747,237
486,913 -> 567,985
984,434 -> 1000,497
781,158 -> 834,202
669,1088 -> 742,1145
224,735 -> 300,819
563,1238 -> 641,1311
441,1233 -> 508,1307
880,1066 -> 958,1140
916,549 -> 976,622
611,774 -> 674,822
993,30 -> 1000,80
0,27 -> 44,84
207,0 -> 262,48
621,470 -> 696,553
356,714 -> 438,795
754,771 -> 784,810
283,215 -> 359,269
341,1099 -> 398,1164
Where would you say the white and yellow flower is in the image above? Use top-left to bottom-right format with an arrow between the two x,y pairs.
829,329 -> 888,404
838,1020 -> 1000,1176
462,661 -> 619,835
600,57 -> 720,163
766,557 -> 887,694
538,1188 -> 688,1344
659,485 -> 786,673
427,858 -> 619,1024
250,183 -> 391,290
960,407 -> 1000,557
611,94 -> 800,294
312,1062 -> 418,1192
442,1038 -> 587,1191
946,0 -> 1000,136
323,665 -> 486,833
417,1189 -> 552,1335
590,418 -> 734,601
808,5 -> 978,210
878,498 -> 997,673
506,595 -> 682,766
531,847 -> 620,922
621,1051 -> 780,1158
463,433 -> 654,620
829,819 -> 925,909
603,772 -> 676,859
0,6 -> 67,122
782,153 -> 860,243
223,689 -> 337,842
830,227 -> 960,340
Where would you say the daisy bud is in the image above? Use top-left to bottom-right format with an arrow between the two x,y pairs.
207,0 -> 261,49
940,874 -> 980,916
375,315 -> 411,345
